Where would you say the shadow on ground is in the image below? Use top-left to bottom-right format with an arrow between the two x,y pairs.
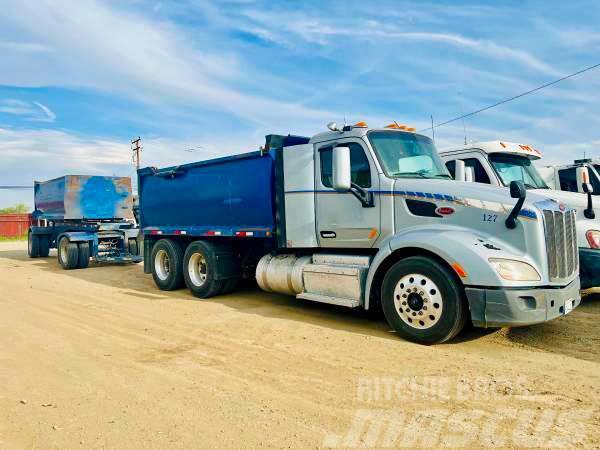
5,245 -> 596,354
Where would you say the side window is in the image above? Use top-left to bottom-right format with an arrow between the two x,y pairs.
445,160 -> 456,178
558,168 -> 578,192
320,143 -> 372,188
464,158 -> 491,184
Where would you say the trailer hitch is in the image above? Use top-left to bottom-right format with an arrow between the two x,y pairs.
505,181 -> 526,229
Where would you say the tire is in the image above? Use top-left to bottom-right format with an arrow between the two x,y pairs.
381,256 -> 468,345
183,240 -> 226,298
78,242 -> 90,269
151,239 -> 184,290
28,232 -> 40,258
38,235 -> 50,257
58,237 -> 79,270
128,238 -> 139,256
219,277 -> 239,295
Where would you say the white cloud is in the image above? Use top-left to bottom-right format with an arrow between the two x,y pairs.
0,99 -> 56,123
0,0 -> 335,128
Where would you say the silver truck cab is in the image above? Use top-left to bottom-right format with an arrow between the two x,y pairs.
440,141 -> 600,292
270,125 -> 580,343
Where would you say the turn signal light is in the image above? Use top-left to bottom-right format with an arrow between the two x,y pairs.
451,262 -> 468,278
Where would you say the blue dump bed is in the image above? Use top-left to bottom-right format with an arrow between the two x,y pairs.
34,175 -> 134,221
138,151 -> 277,238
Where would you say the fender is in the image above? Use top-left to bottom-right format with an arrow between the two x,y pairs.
364,225 -> 542,310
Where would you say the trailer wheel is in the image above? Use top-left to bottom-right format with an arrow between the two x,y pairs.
58,237 -> 79,270
38,235 -> 50,257
128,238 -> 139,257
28,232 -> 40,258
78,242 -> 90,269
381,256 -> 467,345
183,240 -> 226,298
151,239 -> 184,290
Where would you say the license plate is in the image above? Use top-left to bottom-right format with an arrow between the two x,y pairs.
564,299 -> 574,315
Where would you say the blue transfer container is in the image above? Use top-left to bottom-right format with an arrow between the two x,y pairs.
137,151 -> 276,236
34,175 -> 134,221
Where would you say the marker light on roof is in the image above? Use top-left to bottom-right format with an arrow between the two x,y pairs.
353,121 -> 368,127
406,127 -> 416,132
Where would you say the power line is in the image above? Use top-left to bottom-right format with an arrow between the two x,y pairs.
421,61 -> 600,132
0,186 -> 32,190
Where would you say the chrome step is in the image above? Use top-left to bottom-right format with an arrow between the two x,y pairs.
312,253 -> 371,267
297,292 -> 360,308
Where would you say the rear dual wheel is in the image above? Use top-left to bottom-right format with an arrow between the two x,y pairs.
183,241 -> 238,298
58,237 -> 90,270
381,256 -> 468,345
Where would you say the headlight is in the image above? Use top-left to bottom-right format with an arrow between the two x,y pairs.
586,230 -> 600,249
488,258 -> 541,281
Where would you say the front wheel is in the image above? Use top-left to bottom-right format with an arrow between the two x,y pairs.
381,256 -> 468,345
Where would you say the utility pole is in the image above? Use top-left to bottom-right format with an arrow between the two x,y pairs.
131,137 -> 142,170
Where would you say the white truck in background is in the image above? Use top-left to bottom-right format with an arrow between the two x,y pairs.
440,142 -> 600,291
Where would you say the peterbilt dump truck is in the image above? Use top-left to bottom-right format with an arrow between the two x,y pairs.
440,142 -> 600,291
138,123 -> 581,344
28,175 -> 142,269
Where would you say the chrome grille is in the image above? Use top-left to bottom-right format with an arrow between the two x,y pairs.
542,209 -> 578,281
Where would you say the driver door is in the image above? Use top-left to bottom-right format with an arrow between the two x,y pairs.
315,139 -> 380,248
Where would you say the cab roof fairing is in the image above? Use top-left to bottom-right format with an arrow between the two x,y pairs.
440,141 -> 542,161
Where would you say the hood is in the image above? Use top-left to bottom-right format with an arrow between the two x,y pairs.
531,188 -> 590,209
393,178 -> 553,210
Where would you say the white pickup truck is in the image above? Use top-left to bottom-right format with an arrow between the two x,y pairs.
440,141 -> 600,291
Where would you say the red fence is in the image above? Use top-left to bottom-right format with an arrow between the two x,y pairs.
0,214 -> 33,237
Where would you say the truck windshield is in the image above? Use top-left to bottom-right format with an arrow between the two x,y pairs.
368,131 -> 450,179
489,153 -> 548,189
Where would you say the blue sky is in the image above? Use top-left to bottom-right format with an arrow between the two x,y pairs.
1,0 -> 599,207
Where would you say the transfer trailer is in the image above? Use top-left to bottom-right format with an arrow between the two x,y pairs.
28,175 -> 142,269
138,122 -> 581,344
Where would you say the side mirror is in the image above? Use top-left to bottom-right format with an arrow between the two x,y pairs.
506,180 -> 526,229
576,166 -> 590,194
454,160 -> 466,181
332,146 -> 351,192
510,180 -> 527,199
465,166 -> 475,183
582,182 -> 595,219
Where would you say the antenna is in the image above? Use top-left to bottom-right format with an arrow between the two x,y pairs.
458,92 -> 468,145
131,137 -> 142,170
430,114 -> 435,143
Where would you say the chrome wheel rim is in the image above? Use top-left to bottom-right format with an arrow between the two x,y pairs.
188,253 -> 207,287
59,238 -> 69,265
393,273 -> 443,330
155,250 -> 170,281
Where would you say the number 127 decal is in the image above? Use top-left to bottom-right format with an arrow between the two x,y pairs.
483,213 -> 498,223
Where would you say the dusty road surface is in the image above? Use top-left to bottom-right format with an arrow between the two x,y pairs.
1,241 -> 599,449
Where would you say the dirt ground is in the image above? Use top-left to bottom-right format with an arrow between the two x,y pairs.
0,241 -> 599,449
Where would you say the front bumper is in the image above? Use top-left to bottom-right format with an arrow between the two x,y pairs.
465,278 -> 581,328
579,248 -> 600,290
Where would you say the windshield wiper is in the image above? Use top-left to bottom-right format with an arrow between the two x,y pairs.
391,171 -> 429,178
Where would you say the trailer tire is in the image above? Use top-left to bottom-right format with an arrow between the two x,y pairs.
78,242 -> 90,269
183,240 -> 226,298
151,239 -> 184,290
38,235 -> 50,257
28,232 -> 40,258
381,256 -> 467,345
128,238 -> 139,257
58,237 -> 80,270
